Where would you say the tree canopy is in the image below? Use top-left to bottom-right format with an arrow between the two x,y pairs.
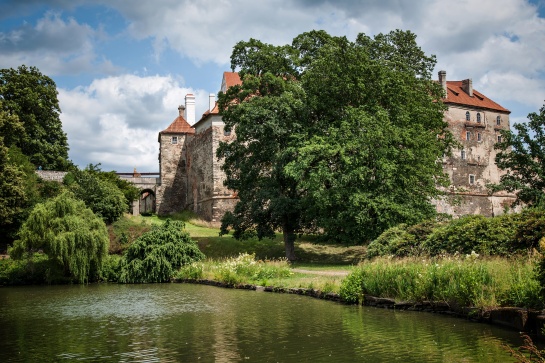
64,165 -> 128,224
10,191 -> 109,283
0,65 -> 70,170
218,30 -> 452,258
493,104 -> 545,206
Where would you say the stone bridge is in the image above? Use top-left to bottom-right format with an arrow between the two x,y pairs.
35,170 -> 160,216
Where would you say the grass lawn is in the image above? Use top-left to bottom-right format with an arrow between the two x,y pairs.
119,212 -> 364,293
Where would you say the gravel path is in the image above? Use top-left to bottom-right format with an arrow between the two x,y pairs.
291,268 -> 350,276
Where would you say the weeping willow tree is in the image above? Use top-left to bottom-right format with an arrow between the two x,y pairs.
10,191 -> 109,283
119,220 -> 205,283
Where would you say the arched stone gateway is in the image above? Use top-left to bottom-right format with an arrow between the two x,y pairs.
139,189 -> 156,215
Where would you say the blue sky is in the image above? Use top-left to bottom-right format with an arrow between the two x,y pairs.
1,0 -> 544,171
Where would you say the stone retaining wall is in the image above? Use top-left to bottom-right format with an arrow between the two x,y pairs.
35,170 -> 68,182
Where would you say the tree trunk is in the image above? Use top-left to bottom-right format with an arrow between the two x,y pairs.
282,222 -> 296,262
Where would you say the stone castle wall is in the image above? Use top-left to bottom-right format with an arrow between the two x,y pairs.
439,105 -> 513,217
156,133 -> 191,215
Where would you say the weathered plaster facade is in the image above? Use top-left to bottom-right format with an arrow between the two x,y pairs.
434,71 -> 516,216
156,71 -> 516,220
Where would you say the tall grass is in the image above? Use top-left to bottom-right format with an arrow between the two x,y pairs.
176,253 -> 347,292
340,254 -> 542,309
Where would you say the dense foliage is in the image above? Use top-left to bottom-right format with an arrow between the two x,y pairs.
64,166 -> 127,224
218,30 -> 453,258
367,209 -> 545,259
10,191 -> 109,283
0,65 -> 70,170
118,220 -> 205,283
493,104 -> 545,207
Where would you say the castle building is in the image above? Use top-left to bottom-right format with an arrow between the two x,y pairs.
435,70 -> 516,216
156,71 -> 515,220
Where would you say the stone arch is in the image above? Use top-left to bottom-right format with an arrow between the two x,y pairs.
139,188 -> 156,215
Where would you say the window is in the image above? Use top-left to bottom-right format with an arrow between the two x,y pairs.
465,111 -> 470,121
469,174 -> 475,185
171,136 -> 178,144
224,129 -> 231,136
461,150 -> 466,160
496,116 -> 501,125
466,131 -> 471,141
477,133 -> 482,142
497,135 -> 502,143
476,113 -> 481,123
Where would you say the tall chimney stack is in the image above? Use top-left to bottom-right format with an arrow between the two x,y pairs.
438,70 -> 447,98
462,78 -> 473,97
185,94 -> 196,124
209,93 -> 215,112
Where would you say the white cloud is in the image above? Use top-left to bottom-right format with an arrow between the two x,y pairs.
0,11 -> 116,76
59,74 -> 209,171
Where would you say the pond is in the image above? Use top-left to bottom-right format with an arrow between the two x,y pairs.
0,283 -> 523,362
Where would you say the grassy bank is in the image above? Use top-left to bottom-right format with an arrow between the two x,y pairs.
340,254 -> 542,310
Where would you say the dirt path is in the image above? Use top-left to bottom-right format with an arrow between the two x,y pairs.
291,268 -> 350,276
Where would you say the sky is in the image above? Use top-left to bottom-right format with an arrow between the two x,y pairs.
1,0 -> 545,172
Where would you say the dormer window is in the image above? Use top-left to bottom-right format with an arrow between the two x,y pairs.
171,136 -> 178,144
465,111 -> 470,121
476,113 -> 481,123
496,116 -> 501,125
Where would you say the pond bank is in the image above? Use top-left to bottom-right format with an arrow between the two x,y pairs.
174,277 -> 545,339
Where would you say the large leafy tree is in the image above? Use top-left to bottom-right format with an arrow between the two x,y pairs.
64,165 -> 127,224
10,191 -> 109,283
493,104 -> 545,206
0,65 -> 70,170
287,30 -> 451,242
218,30 -> 452,258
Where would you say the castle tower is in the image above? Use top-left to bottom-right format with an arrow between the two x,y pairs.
156,101 -> 195,215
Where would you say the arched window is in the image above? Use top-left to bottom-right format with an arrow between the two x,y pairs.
476,113 -> 481,123
465,111 -> 470,121
496,116 -> 501,125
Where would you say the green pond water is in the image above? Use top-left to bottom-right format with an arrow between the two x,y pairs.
0,283 -> 524,362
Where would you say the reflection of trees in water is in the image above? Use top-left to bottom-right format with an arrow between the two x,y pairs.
340,307 -> 520,362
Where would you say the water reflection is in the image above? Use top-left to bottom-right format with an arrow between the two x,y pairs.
0,284 -> 521,362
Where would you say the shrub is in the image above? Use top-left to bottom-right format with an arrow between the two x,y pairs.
118,219 -> 205,283
0,253 -> 68,285
10,191 -> 109,283
422,214 -> 519,256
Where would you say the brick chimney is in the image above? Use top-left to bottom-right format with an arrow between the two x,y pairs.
178,104 -> 185,116
184,94 -> 195,124
462,78 -> 473,97
209,93 -> 215,112
438,70 -> 447,98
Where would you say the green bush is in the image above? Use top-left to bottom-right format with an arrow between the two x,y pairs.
100,254 -> 122,282
118,220 -> 205,283
0,253 -> 69,285
10,191 -> 109,283
422,214 -> 519,256
366,220 -> 440,259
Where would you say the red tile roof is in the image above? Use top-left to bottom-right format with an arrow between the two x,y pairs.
444,81 -> 510,113
160,114 -> 195,134
223,72 -> 242,89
